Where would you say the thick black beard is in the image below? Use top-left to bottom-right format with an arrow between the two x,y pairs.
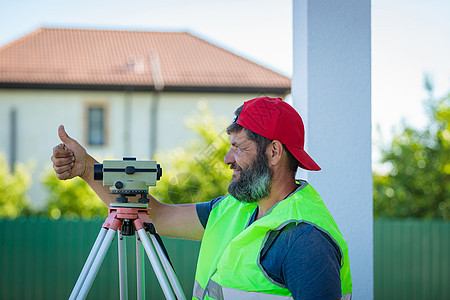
228,150 -> 272,203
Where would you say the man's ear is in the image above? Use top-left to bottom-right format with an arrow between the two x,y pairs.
266,140 -> 284,166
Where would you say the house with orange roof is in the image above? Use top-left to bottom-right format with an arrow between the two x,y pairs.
0,27 -> 290,207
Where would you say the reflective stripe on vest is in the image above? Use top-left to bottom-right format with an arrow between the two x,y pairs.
193,280 -> 204,299
342,293 -> 353,300
194,279 -> 353,300
205,279 -> 294,300
193,181 -> 352,299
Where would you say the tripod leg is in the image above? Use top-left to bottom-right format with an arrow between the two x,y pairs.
69,227 -> 107,300
118,230 -> 128,300
78,228 -> 117,300
136,235 -> 145,300
136,229 -> 176,300
150,234 -> 186,300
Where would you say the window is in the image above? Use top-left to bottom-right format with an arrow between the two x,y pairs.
88,106 -> 105,145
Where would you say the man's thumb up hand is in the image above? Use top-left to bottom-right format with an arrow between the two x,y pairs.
58,125 -> 75,146
52,125 -> 88,180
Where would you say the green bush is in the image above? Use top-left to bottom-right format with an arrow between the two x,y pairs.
42,169 -> 107,220
0,154 -> 31,218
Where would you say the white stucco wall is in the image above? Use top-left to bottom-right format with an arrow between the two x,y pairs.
292,0 -> 373,298
0,89 -> 284,208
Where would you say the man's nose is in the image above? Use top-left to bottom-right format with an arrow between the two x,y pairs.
224,148 -> 235,165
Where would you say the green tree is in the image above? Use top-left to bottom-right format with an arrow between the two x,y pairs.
0,154 -> 32,218
373,80 -> 450,220
153,103 -> 232,204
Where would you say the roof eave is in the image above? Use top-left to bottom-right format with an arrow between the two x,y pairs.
0,82 -> 291,94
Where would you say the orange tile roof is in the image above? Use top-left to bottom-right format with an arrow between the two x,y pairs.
0,28 -> 290,93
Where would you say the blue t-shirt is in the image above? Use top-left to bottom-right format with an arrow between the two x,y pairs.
196,196 -> 342,300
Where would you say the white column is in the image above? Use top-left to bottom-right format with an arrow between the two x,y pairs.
292,0 -> 373,298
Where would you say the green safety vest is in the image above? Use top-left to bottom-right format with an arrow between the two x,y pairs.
193,182 -> 352,300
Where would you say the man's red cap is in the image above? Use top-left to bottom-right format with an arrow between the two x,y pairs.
236,96 -> 321,171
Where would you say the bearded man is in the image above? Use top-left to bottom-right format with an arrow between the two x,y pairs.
52,97 -> 352,299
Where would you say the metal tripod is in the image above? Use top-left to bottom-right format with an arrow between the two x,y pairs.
68,202 -> 186,300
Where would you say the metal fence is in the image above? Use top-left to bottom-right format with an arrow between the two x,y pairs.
374,219 -> 449,300
0,218 -> 200,299
0,218 -> 448,299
